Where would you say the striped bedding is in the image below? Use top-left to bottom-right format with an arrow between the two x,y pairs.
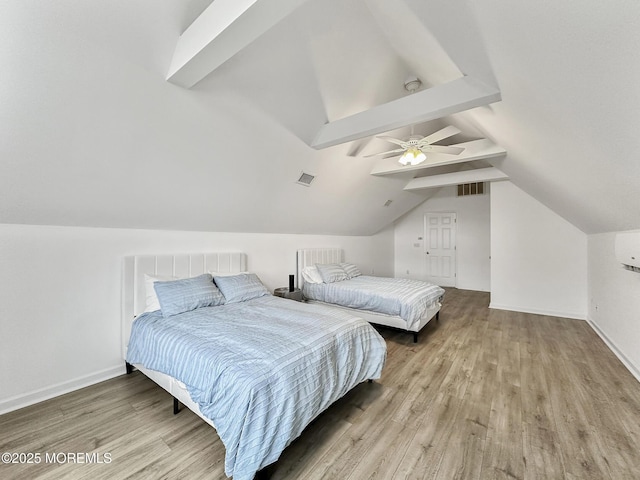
303,276 -> 445,330
126,295 -> 386,480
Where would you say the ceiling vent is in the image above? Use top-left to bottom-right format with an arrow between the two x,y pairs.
296,172 -> 315,186
384,199 -> 393,207
457,182 -> 486,197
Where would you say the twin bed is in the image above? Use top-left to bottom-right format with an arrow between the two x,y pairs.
297,248 -> 445,342
122,252 -> 386,480
122,249 -> 444,479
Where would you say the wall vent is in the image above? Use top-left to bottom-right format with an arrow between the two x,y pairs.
457,182 -> 485,197
296,172 -> 315,186
384,199 -> 393,207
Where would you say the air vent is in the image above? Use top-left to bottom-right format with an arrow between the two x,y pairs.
457,182 -> 486,197
384,199 -> 393,207
296,172 -> 315,186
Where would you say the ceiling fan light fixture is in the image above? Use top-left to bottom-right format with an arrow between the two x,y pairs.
398,148 -> 426,166
365,125 -> 463,161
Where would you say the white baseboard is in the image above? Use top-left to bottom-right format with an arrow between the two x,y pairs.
455,284 -> 490,293
0,365 -> 125,416
489,302 -> 586,320
586,317 -> 640,384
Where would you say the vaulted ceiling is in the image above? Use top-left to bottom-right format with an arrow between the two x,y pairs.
1,0 -> 638,235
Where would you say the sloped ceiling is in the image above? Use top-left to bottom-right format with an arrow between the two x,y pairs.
452,0 -> 640,234
1,0 -> 638,235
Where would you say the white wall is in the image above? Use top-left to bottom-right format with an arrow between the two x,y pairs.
587,231 -> 640,381
490,181 -> 587,319
0,223 -> 393,414
394,185 -> 491,291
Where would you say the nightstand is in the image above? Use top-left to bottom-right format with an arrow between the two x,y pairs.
273,287 -> 303,302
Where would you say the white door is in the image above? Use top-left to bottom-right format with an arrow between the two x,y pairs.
424,213 -> 457,286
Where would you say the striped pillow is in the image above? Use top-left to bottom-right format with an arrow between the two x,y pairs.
144,274 -> 178,312
315,263 -> 348,283
214,273 -> 270,303
340,262 -> 362,279
154,274 -> 225,317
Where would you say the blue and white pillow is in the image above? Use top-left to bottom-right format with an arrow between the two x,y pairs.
154,273 -> 225,317
144,274 -> 178,312
340,262 -> 362,279
315,263 -> 348,283
214,273 -> 270,303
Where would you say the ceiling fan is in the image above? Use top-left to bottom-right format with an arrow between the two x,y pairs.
364,125 -> 465,166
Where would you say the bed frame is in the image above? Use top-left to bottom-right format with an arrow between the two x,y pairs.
296,248 -> 440,342
121,252 -> 247,423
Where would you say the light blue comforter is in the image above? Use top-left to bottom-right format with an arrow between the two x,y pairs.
126,295 -> 386,480
303,276 -> 445,330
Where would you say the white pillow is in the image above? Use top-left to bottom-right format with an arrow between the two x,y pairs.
301,265 -> 323,284
144,274 -> 178,312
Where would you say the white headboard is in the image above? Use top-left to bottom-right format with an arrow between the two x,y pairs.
121,252 -> 247,358
296,248 -> 343,288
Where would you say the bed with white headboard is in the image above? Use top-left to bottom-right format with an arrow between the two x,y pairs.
296,248 -> 444,342
121,252 -> 246,357
121,252 -> 247,431
121,251 -> 386,480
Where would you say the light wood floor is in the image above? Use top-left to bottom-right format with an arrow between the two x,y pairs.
2,289 -> 640,479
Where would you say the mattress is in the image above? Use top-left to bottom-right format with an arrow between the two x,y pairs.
303,275 -> 445,330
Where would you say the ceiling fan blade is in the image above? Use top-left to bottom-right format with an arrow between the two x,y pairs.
363,148 -> 405,158
376,135 -> 408,148
420,145 -> 465,155
420,125 -> 462,145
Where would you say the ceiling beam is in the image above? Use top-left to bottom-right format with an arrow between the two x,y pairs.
370,138 -> 506,176
167,0 -> 311,88
311,76 -> 500,149
403,166 -> 508,191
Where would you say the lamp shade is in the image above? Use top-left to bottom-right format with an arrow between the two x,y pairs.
398,149 -> 426,166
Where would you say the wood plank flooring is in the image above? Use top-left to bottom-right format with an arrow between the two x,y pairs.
2,288 -> 640,479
